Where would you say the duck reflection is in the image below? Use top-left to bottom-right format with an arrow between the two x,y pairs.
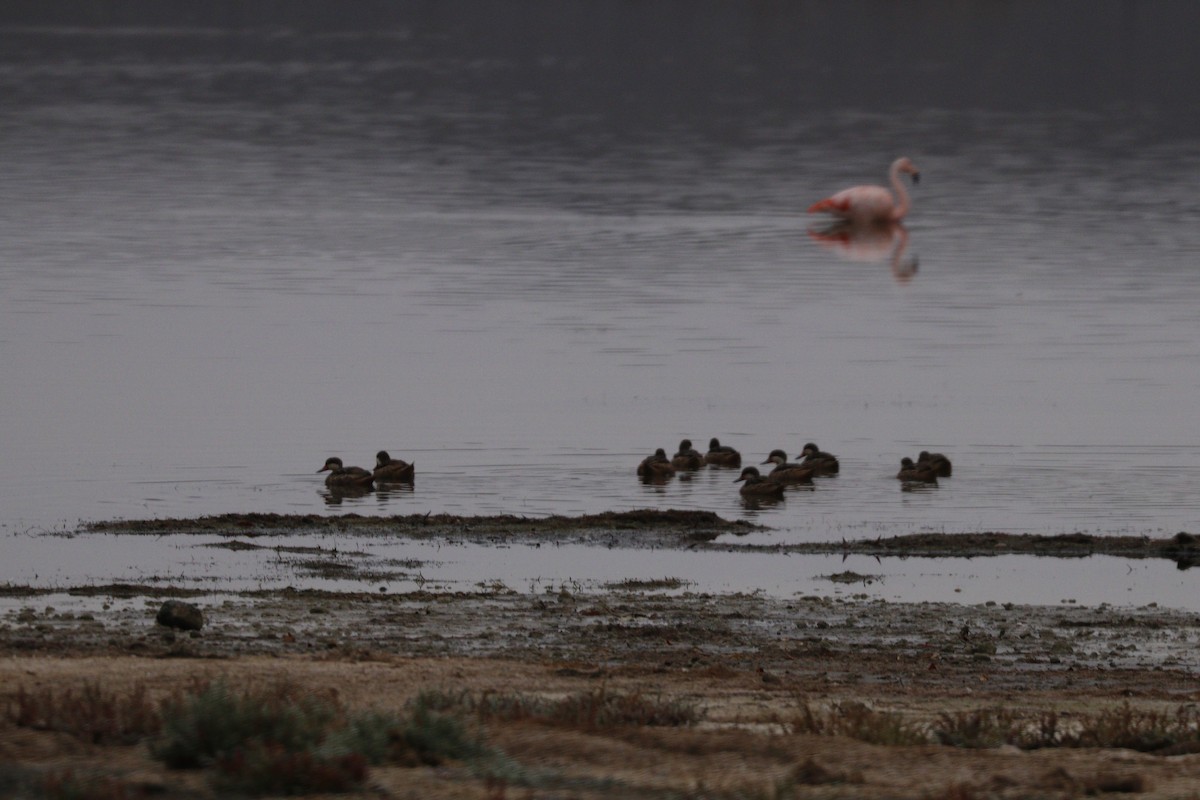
375,482 -> 415,504
808,222 -> 917,283
320,485 -> 374,505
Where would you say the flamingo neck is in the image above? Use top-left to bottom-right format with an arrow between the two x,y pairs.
888,160 -> 910,221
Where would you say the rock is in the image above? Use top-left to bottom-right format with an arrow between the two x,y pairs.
155,600 -> 204,631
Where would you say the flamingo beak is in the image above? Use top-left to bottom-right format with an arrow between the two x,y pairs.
912,172 -> 921,184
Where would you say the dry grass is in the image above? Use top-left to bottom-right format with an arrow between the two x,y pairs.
418,686 -> 704,730
935,702 -> 1200,753
8,683 -> 160,745
7,671 -> 1200,799
789,700 -> 928,746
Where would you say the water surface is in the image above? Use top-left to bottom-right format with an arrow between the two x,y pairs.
2,9 -> 1199,605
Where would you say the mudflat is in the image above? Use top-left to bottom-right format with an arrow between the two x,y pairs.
2,512 -> 1199,798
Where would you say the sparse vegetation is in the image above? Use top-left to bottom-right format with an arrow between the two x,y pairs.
398,695 -> 487,765
418,686 -> 704,729
147,680 -> 490,795
933,702 -> 1200,753
789,699 -> 1200,754
152,680 -> 339,769
790,700 -> 928,746
6,672 -> 1200,798
9,683 -> 160,745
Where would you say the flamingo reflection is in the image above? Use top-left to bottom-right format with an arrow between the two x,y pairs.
808,222 -> 918,283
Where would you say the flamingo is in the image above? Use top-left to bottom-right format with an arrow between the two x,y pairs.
808,157 -> 921,224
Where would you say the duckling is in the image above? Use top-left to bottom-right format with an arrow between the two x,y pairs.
760,449 -> 815,484
318,457 -> 375,488
671,439 -> 707,470
917,450 -> 952,477
704,437 -> 742,468
897,457 -> 938,484
637,448 -> 676,481
734,466 -> 786,499
797,442 -> 840,475
373,450 -> 415,483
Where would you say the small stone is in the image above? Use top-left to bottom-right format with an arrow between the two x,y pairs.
155,600 -> 205,631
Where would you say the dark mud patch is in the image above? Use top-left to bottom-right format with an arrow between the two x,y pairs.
821,571 -> 882,585
87,509 -> 757,548
774,530 -> 1200,566
602,577 -> 692,592
84,513 -> 1197,565
203,540 -> 370,558
0,583 -> 209,599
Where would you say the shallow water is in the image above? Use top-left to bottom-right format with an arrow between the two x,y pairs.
2,9 -> 1199,606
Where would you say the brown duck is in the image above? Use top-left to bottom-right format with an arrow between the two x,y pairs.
897,457 -> 938,484
917,450 -> 952,477
671,439 -> 707,470
760,449 -> 815,484
373,450 -> 415,483
318,457 -> 375,488
734,466 -> 786,499
637,448 -> 676,481
704,437 -> 742,468
798,442 -> 840,475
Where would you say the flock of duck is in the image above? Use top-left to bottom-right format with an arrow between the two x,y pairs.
320,441 -> 952,502
319,451 -> 414,490
638,439 -> 953,499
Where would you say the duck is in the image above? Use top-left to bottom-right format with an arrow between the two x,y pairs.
797,442 -> 840,475
734,466 -> 786,499
917,450 -> 952,477
896,457 -> 939,484
704,438 -> 742,468
318,456 -> 375,488
637,448 -> 676,481
373,450 -> 415,483
760,449 -> 815,484
671,439 -> 707,470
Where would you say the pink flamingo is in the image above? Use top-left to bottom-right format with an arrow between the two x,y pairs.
808,157 -> 921,224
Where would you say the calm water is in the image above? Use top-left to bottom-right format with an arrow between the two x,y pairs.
2,9 -> 1200,605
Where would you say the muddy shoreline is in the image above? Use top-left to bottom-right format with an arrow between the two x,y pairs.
3,512 -> 1200,797
5,512 -> 1200,689
83,510 -> 1200,564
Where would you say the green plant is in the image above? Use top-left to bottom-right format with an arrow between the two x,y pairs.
152,680 -> 337,769
400,697 -> 486,765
